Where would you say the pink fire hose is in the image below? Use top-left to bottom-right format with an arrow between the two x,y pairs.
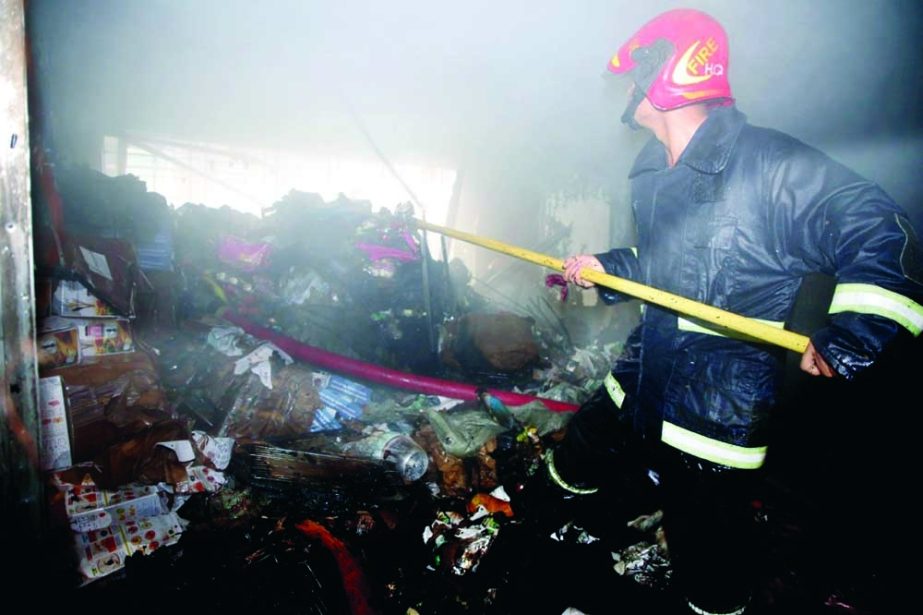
221,310 -> 578,413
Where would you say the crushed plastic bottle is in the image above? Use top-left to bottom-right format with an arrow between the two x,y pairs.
342,432 -> 429,482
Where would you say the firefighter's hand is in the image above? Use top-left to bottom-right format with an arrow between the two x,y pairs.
800,341 -> 835,378
563,255 -> 604,288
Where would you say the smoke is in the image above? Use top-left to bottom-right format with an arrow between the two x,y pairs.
27,0 -> 923,232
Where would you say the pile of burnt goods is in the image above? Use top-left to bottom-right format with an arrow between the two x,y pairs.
144,322 -> 660,614
32,165 -> 653,611
37,166 -> 628,397
173,189 -> 627,396
170,189 -> 554,385
38,313 -> 588,610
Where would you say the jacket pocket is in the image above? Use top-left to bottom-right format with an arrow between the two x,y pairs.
664,352 -> 776,446
681,215 -> 739,302
685,215 -> 738,250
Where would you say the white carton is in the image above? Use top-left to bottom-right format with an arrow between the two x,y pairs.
38,376 -> 72,470
51,279 -> 117,318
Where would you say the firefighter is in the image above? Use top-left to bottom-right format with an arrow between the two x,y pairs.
548,8 -> 923,614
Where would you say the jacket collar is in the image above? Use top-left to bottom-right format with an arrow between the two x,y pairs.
629,105 -> 747,178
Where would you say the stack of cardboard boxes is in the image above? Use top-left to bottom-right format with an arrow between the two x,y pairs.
37,276 -> 138,473
35,267 -> 195,584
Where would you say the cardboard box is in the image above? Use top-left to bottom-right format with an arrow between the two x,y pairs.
42,351 -> 158,387
42,352 -> 165,462
51,279 -> 117,318
42,316 -> 134,359
37,326 -> 80,370
64,235 -> 144,317
76,318 -> 134,358
38,376 -> 73,471
75,512 -> 185,582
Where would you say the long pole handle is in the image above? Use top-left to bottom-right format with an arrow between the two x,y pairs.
416,219 -> 810,354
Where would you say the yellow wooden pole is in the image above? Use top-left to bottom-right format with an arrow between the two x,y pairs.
416,219 -> 810,354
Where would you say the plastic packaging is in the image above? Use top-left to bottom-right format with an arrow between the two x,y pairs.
319,387 -> 365,420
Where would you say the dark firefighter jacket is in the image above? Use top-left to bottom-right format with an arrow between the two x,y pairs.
595,105 -> 923,469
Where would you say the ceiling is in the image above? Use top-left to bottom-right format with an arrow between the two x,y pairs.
25,0 -> 923,224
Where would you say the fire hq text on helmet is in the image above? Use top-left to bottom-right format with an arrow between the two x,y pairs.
608,9 -> 732,127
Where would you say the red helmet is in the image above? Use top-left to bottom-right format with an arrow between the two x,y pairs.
607,8 -> 732,112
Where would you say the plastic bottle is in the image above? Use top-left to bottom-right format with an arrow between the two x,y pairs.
342,432 -> 429,482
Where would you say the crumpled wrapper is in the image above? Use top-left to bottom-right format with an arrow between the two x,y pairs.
233,342 -> 293,390
96,420 -> 191,488
422,509 -> 501,576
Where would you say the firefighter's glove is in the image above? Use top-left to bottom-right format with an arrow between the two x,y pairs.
563,255 -> 604,288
